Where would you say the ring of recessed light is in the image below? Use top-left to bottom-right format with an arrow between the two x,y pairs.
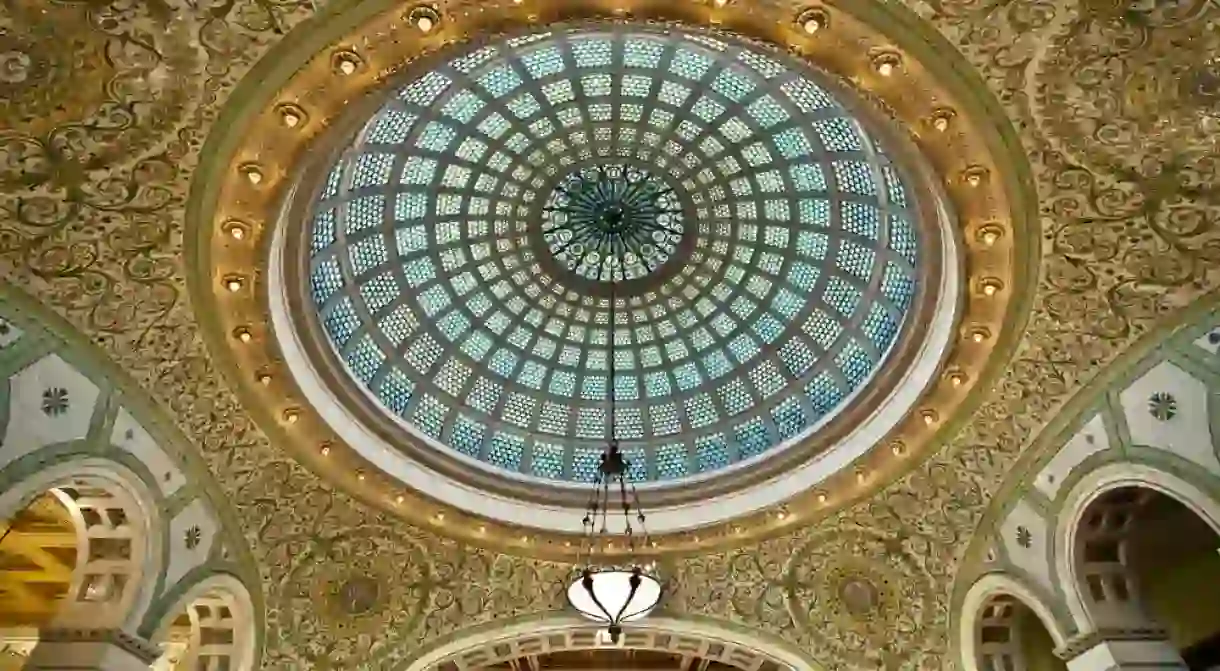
302,24 -> 919,484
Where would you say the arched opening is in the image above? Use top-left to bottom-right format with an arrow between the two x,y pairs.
0,492 -> 78,667
151,576 -> 257,671
1073,486 -> 1220,669
974,594 -> 1067,671
0,463 -> 158,668
476,649 -> 770,670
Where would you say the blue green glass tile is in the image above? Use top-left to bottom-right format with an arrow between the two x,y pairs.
838,239 -> 876,280
412,394 -> 447,439
538,402 -> 570,435
487,433 -> 525,471
787,261 -> 820,292
349,235 -> 388,276
378,304 -> 417,347
346,195 -> 385,232
416,121 -> 457,153
735,419 -> 771,458
736,49 -> 784,78
351,153 -> 394,189
436,310 -> 471,343
405,334 -> 443,374
695,434 -> 730,473
774,128 -> 813,159
710,68 -> 753,102
654,443 -> 689,480
321,164 -> 343,200
811,117 -> 862,151
670,48 -> 713,80
719,378 -> 753,416
549,369 -> 577,396
322,297 -> 360,347
835,339 -> 872,389
400,157 -> 437,185
673,362 -> 702,391
399,71 -> 451,106
345,334 -> 385,385
580,376 -> 606,400
478,64 -> 523,97
798,198 -> 832,228
780,78 -> 834,112
702,350 -> 732,380
728,333 -> 760,364
806,371 -> 843,418
745,95 -> 789,128
881,262 -> 915,309
621,446 -> 647,482
650,403 -> 680,436
823,276 -> 862,317
417,284 -> 451,317
748,360 -> 784,398
789,163 -> 826,192
861,302 -> 899,352
803,309 -> 842,350
778,338 -> 816,377
530,442 -> 565,479
310,257 -> 344,304
685,394 -> 718,428
503,393 -> 536,428
488,348 -> 518,378
840,201 -> 881,240
571,448 -> 602,483
615,407 -> 645,440
521,45 -> 564,77
358,272 -> 399,314
624,38 -> 665,68
570,37 -> 613,67
312,208 -> 338,254
450,416 -> 486,457
772,397 -> 806,439
450,42 -> 498,72
377,367 -> 415,417
394,192 -> 428,221
833,161 -> 877,195
889,214 -> 917,264
466,377 -> 501,413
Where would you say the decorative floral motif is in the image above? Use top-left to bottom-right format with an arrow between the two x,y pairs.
1016,525 -> 1032,548
40,387 -> 69,416
1148,391 -> 1178,421
184,525 -> 202,550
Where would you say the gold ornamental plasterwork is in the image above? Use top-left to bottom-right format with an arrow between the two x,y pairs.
190,0 -> 1033,560
0,0 -> 1218,666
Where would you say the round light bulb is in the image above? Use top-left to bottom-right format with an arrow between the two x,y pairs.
281,111 -> 300,128
258,373 -> 272,385
933,116 -> 950,132
983,283 -> 997,296
320,445 -> 331,456
228,225 -> 245,240
244,168 -> 262,185
856,471 -> 867,484
235,329 -> 252,343
816,492 -> 828,503
877,61 -> 894,77
396,495 -> 404,504
284,411 -> 299,424
416,15 -> 434,31
982,231 -> 998,246
226,278 -> 242,292
357,472 -> 365,481
972,331 -> 986,343
922,412 -> 935,426
950,372 -> 965,387
339,58 -> 357,75
803,18 -> 821,33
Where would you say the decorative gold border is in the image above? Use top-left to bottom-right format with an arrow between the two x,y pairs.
187,0 -> 1035,559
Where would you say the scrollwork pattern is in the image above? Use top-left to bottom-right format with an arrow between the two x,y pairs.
2,0 -> 1220,668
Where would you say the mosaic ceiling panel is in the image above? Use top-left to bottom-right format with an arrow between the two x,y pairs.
305,25 -> 919,483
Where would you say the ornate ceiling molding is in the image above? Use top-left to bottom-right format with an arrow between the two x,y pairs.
185,0 -> 1036,558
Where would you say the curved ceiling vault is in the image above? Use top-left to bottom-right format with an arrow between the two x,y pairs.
1,0 -> 1217,667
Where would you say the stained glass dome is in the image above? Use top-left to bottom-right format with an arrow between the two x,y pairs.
303,24 -> 920,485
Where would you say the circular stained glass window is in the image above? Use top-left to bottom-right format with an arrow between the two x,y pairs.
303,24 -> 921,484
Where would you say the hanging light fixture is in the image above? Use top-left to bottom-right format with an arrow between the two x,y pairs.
564,179 -> 664,641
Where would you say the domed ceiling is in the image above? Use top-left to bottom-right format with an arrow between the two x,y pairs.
301,25 -> 922,485
8,0 -> 1218,666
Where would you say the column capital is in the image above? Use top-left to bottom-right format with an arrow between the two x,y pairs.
1056,627 -> 1172,661
27,628 -> 162,668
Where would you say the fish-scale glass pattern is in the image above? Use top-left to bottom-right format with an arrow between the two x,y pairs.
304,25 -> 921,484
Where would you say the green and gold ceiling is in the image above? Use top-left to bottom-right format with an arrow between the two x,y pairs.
1,0 -> 1219,667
